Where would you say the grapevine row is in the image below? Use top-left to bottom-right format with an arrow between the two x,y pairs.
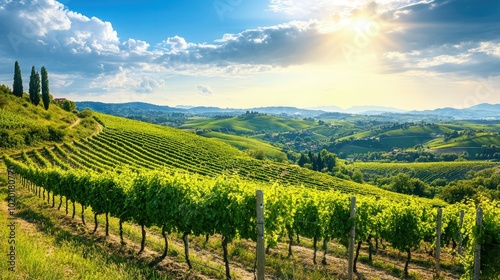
5,155 -> 499,278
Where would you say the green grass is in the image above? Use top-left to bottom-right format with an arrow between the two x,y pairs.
0,92 -> 98,153
201,131 -> 287,160
0,188 -> 170,279
352,161 -> 500,183
181,114 -> 314,133
428,132 -> 500,149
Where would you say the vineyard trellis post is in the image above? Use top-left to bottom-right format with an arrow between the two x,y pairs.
256,190 -> 265,280
435,208 -> 442,277
348,196 -> 356,280
473,208 -> 482,280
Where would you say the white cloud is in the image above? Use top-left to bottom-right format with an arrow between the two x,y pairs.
382,41 -> 500,75
1,0 -> 499,103
196,85 -> 214,96
416,54 -> 470,68
267,0 -> 422,17
122,38 -> 150,55
90,66 -> 165,93
470,42 -> 500,57
159,36 -> 192,54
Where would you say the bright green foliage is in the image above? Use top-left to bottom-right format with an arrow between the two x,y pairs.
13,61 -> 23,97
264,185 -> 296,248
0,108 -> 33,129
355,161 -> 499,184
5,109 -> 500,279
379,200 -> 433,276
4,154 -> 500,278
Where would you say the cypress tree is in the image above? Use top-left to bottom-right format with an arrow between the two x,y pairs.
29,66 -> 41,106
41,66 -> 50,110
13,61 -> 23,97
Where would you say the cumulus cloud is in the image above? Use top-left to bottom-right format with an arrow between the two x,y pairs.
1,0 -> 500,99
90,66 -> 165,93
382,41 -> 500,76
470,42 -> 500,58
0,0 -> 348,92
156,21 -> 342,69
196,85 -> 214,96
385,0 -> 500,52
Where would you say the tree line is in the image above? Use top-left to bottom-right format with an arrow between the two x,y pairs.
13,61 -> 50,110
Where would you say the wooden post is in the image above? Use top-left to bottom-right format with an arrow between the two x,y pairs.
458,210 -> 464,255
348,196 -> 356,280
473,208 -> 483,280
435,208 -> 442,277
256,190 -> 265,280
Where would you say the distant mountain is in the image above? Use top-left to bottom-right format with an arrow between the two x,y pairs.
411,103 -> 500,119
76,102 -> 327,117
468,103 -> 500,112
344,106 -> 407,114
76,101 -> 500,120
186,106 -> 243,114
76,101 -> 185,113
251,106 -> 324,117
175,105 -> 195,109
308,105 -> 407,115
307,105 -> 344,112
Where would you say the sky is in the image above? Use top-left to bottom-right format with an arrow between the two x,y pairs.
1,0 -> 500,110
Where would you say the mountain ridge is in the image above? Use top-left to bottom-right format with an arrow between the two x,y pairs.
75,101 -> 500,119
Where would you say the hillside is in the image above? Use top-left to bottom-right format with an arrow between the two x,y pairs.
0,91 -> 446,203
1,88 -> 428,199
200,131 -> 288,161
181,112 -> 315,133
67,113 -> 427,199
0,89 -> 98,153
353,161 -> 500,184
4,92 -> 500,279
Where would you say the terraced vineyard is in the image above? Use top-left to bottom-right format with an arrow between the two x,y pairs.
11,113 -> 441,202
7,112 -> 500,279
352,161 -> 500,183
0,108 -> 33,129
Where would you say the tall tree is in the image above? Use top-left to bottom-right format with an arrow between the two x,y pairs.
297,153 -> 308,167
41,66 -> 50,110
13,61 -> 23,97
29,66 -> 41,106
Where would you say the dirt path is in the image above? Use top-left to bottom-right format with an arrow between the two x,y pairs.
68,118 -> 81,128
91,123 -> 104,136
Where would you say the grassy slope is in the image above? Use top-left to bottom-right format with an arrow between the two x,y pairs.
353,161 -> 500,183
335,122 -> 500,152
94,113 -> 445,203
201,131 -> 286,159
0,96 -> 468,278
181,114 -> 315,133
0,92 -> 97,154
0,160 -> 170,279
427,133 -> 500,149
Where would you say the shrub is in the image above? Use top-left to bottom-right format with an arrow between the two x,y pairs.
48,126 -> 65,141
77,109 -> 93,118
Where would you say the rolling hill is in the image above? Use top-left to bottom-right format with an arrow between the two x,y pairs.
0,90 -> 98,152
181,113 -> 316,133
4,91 -> 500,279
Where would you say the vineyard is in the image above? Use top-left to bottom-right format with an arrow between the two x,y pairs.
13,113 -> 439,202
3,112 -> 500,279
352,161 -> 500,184
0,108 -> 33,129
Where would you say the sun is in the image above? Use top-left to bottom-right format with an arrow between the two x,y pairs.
340,17 -> 380,34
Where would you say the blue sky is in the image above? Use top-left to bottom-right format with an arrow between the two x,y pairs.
0,0 -> 500,110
